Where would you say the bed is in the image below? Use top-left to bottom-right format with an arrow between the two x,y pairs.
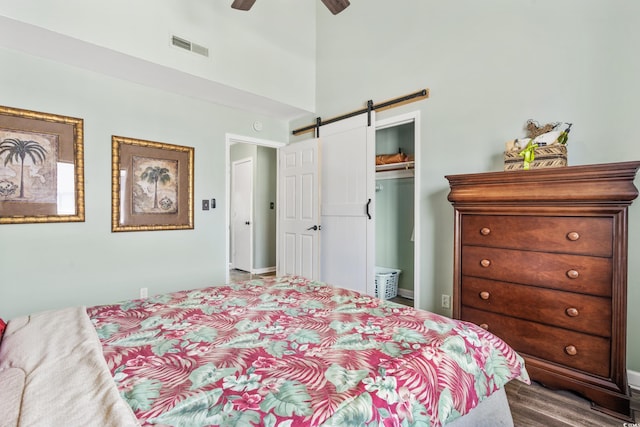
0,275 -> 529,427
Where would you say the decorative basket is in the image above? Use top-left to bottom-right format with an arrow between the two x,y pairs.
374,267 -> 401,300
504,144 -> 567,171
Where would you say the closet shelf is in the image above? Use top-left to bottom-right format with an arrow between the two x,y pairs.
375,161 -> 415,180
376,161 -> 414,172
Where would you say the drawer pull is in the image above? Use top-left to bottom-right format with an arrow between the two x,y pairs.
479,323 -> 489,330
567,231 -> 580,241
564,345 -> 578,356
566,269 -> 579,279
479,291 -> 490,300
480,227 -> 491,236
566,307 -> 579,317
480,259 -> 491,268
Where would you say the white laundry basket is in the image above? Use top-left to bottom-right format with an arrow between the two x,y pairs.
374,267 -> 401,300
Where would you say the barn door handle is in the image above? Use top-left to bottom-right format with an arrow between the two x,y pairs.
366,198 -> 372,219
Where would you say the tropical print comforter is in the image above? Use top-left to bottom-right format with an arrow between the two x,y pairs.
88,276 -> 529,427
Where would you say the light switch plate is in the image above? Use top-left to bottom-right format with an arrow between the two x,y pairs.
202,199 -> 209,210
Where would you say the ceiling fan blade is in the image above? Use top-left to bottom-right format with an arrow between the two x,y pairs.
320,0 -> 350,15
231,0 -> 256,11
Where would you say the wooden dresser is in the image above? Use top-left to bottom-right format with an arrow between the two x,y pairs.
446,161 -> 639,421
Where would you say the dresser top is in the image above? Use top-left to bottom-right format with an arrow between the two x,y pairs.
446,161 -> 640,205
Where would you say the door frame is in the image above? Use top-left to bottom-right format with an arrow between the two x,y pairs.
375,111 -> 421,308
225,133 -> 286,283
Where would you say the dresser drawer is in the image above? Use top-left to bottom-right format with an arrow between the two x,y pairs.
461,246 -> 612,296
461,215 -> 613,257
461,307 -> 611,377
461,277 -> 611,337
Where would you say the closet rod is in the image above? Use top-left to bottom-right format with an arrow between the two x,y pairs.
292,88 -> 429,136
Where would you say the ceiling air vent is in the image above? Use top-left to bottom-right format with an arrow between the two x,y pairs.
171,35 -> 209,57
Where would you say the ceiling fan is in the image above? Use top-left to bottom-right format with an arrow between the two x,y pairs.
231,0 -> 350,15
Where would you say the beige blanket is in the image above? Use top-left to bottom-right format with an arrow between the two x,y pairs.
0,307 -> 140,427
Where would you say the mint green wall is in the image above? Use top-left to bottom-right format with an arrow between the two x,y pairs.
376,124 -> 415,158
315,0 -> 640,371
0,47 -> 288,319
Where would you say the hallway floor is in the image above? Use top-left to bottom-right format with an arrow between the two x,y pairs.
229,269 -> 275,282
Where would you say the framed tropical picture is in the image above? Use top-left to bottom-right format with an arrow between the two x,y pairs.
112,136 -> 194,232
0,105 -> 84,224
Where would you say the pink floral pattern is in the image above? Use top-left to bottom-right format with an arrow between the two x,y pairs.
88,276 -> 529,427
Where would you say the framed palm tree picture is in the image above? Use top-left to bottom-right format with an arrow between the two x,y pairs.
0,105 -> 84,224
112,135 -> 194,232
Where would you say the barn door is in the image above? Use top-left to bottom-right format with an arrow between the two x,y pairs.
319,112 -> 375,295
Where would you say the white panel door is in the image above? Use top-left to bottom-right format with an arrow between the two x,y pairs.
320,112 -> 375,295
231,158 -> 253,272
277,138 -> 320,279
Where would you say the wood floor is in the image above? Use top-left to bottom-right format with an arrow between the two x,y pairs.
229,269 -> 275,281
390,295 -> 414,306
506,380 -> 639,426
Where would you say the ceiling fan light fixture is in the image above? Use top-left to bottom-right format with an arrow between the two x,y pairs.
231,0 -> 350,15
231,0 -> 257,11
320,0 -> 350,15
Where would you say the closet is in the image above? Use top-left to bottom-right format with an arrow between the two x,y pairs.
375,121 -> 415,300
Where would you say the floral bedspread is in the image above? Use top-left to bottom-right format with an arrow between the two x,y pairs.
88,276 -> 529,427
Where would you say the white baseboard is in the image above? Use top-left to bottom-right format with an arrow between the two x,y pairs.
628,369 -> 640,391
397,288 -> 414,300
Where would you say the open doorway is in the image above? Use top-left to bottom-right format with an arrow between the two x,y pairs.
375,111 -> 421,307
225,134 -> 285,283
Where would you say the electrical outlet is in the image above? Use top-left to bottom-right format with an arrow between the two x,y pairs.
441,294 -> 451,309
140,287 -> 148,299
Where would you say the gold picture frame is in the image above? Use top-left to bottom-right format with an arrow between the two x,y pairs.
0,105 -> 84,224
112,135 -> 194,232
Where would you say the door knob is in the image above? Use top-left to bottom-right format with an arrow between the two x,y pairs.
245,221 -> 250,225
307,225 -> 319,231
